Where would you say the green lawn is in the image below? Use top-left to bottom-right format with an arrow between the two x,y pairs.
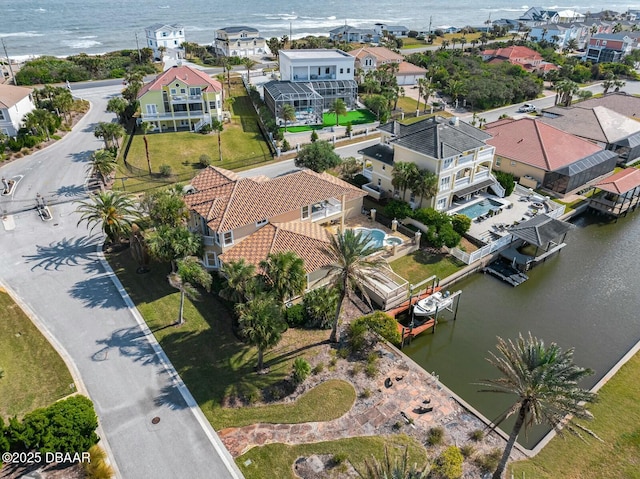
215,379 -> 355,429
116,81 -> 272,193
0,291 -> 74,418
510,352 -> 640,479
238,434 -> 428,479
283,109 -> 377,133
390,250 -> 465,285
106,250 -> 350,430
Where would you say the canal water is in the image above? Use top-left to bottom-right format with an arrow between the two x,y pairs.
402,211 -> 640,448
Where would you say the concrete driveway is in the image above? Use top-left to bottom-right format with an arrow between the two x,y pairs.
0,85 -> 242,478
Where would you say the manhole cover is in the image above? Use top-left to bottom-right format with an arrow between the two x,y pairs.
151,416 -> 160,425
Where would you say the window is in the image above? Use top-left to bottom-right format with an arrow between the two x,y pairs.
325,67 -> 330,74
162,32 -> 168,37
223,231 -> 234,246
382,165 -> 386,170
209,101 -> 216,110
256,219 -> 268,226
145,104 -> 157,114
437,198 -> 447,210
365,58 -> 373,66
214,232 -> 220,245
149,40 -> 153,46
340,68 -> 343,74
174,40 -> 177,45
495,158 -> 501,167
179,31 -> 182,35
0,110 -> 4,120
301,205 -> 310,219
189,87 -> 201,96
377,179 -> 382,186
440,176 -> 450,190
347,68 -> 351,73
443,158 -> 453,169
254,40 -> 257,46
510,161 -> 516,166
205,252 -> 218,268
180,88 -> 186,94
170,88 -> 177,95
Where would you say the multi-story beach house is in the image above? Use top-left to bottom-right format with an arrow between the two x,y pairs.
263,49 -> 358,126
329,25 -> 379,44
583,32 -> 640,63
137,65 -> 223,133
517,7 -> 559,27
373,23 -> 410,38
481,46 -> 544,71
0,84 -> 35,137
145,24 -> 185,60
183,166 -> 366,289
359,116 -> 502,211
213,26 -> 268,58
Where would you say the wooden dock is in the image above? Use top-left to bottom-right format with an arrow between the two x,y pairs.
484,260 -> 529,286
397,318 -> 436,340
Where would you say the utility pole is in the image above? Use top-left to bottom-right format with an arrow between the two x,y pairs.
135,32 -> 141,63
428,16 -> 432,35
1,38 -> 17,85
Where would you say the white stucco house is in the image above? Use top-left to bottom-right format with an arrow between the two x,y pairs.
213,26 -> 268,57
0,84 -> 36,137
145,24 -> 185,60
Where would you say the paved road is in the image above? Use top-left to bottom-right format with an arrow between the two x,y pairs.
0,85 -> 242,479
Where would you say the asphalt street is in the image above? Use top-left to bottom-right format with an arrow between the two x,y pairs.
0,84 -> 242,479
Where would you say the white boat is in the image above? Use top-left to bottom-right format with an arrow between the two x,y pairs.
413,291 -> 453,317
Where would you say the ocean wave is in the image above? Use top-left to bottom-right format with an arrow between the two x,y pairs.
0,31 -> 44,38
78,35 -> 97,39
327,16 -> 336,20
35,7 -> 46,12
159,5 -> 170,8
62,39 -> 102,49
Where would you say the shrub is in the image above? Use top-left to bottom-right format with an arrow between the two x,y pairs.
345,121 -> 353,136
384,199 -> 412,221
364,362 -> 378,378
292,357 -> 311,384
311,362 -> 324,375
337,347 -> 350,359
332,452 -> 348,465
83,445 -> 115,479
459,444 -> 475,458
303,286 -> 338,329
469,429 -> 484,442
494,171 -> 515,196
474,449 -> 501,473
351,311 -> 402,346
285,303 -> 307,327
294,140 -> 342,173
347,320 -> 368,354
281,139 -> 291,152
159,164 -> 172,177
199,123 -> 213,134
246,390 -> 262,405
310,130 -> 318,142
432,446 -> 464,479
198,154 -> 212,167
349,363 -> 363,376
427,426 -> 445,446
451,214 -> 471,235
360,388 -> 372,399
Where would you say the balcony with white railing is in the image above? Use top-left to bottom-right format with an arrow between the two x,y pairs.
362,166 -> 373,180
454,176 -> 471,188
171,94 -> 202,103
362,183 -> 383,200
311,198 -> 342,221
457,154 -> 474,166
474,169 -> 490,180
143,111 -> 207,119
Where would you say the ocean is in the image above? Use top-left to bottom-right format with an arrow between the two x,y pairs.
1,0 -> 638,59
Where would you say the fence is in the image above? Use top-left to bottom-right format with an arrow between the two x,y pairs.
241,75 -> 277,156
449,233 -> 513,264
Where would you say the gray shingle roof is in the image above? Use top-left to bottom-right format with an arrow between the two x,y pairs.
359,144 -> 395,165
218,26 -> 258,34
509,214 -> 573,247
379,117 -> 490,159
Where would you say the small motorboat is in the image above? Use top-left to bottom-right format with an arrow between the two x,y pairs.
413,291 -> 452,317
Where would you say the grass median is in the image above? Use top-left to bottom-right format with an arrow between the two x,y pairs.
0,291 -> 74,418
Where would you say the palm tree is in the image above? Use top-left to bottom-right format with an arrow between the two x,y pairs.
89,149 -> 117,188
259,251 -> 306,303
141,122 -> 153,174
94,122 -> 125,150
24,109 -> 56,140
235,294 -> 287,371
141,185 -> 188,228
321,229 -> 387,343
168,256 -> 212,325
554,79 -> 579,106
280,103 -> 296,132
328,98 -> 347,127
51,88 -> 73,123
241,57 -> 258,80
219,259 -> 256,303
146,225 -> 203,272
412,169 -> 438,208
106,97 -> 128,124
211,119 -> 224,161
76,191 -> 139,244
392,161 -> 419,200
478,333 -> 597,479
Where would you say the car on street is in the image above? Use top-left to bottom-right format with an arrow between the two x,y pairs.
518,103 -> 537,113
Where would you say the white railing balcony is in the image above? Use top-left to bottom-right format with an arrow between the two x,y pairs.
477,151 -> 495,163
311,204 -> 342,221
362,183 -> 383,200
172,94 -> 202,102
454,177 -> 471,187
457,154 -> 474,166
474,170 -> 490,180
362,167 -> 373,180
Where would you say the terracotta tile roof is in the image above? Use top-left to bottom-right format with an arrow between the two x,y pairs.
482,45 -> 543,62
185,166 -> 366,233
397,61 -> 427,75
0,84 -> 33,109
594,168 -> 640,194
349,46 -> 403,63
137,65 -> 222,99
219,222 -> 332,272
485,117 -> 602,171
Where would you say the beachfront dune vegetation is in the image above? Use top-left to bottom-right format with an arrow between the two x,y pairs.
16,50 -> 158,85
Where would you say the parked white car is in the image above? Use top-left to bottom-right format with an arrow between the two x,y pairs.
518,103 -> 537,113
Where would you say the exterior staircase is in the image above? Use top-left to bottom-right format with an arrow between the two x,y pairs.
489,175 -> 505,197
194,118 -> 211,132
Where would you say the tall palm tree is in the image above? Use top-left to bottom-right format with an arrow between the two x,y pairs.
24,109 -> 56,140
146,225 -> 203,272
211,119 -> 224,161
219,259 -> 257,303
168,256 -> 212,325
328,98 -> 347,127
554,79 -> 579,106
259,251 -> 306,302
76,191 -> 139,244
412,169 -> 438,208
141,121 -> 153,174
51,88 -> 73,123
106,97 -> 129,124
478,333 -> 597,479
89,149 -> 117,188
392,161 -> 419,200
321,229 -> 387,343
94,122 -> 125,150
280,103 -> 296,132
235,294 -> 287,371
241,57 -> 258,80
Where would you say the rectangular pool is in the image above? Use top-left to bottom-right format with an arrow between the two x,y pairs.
455,198 -> 503,219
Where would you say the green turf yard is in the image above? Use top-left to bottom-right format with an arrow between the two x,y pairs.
283,109 -> 377,133
238,434 -> 428,479
0,290 -> 74,418
390,250 -> 465,286
107,250 -> 354,430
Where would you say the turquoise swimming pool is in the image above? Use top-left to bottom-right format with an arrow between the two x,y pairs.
353,227 -> 403,249
455,198 -> 503,219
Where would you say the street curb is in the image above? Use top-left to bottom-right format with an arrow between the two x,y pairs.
0,278 -> 122,479
96,246 -> 245,479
